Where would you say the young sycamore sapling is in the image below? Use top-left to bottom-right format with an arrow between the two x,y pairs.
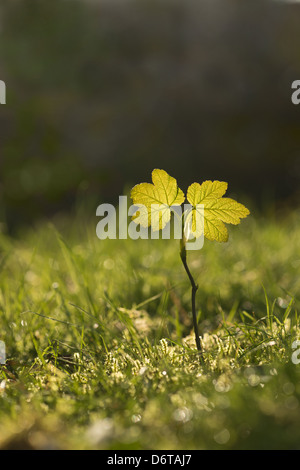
130,169 -> 250,362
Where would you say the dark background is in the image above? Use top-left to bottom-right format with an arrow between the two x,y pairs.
1,0 -> 300,231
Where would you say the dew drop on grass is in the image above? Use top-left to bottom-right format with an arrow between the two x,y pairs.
214,375 -> 231,393
0,380 -> 5,392
282,382 -> 295,395
86,418 -> 114,446
214,428 -> 230,445
173,407 -> 193,423
142,255 -> 154,268
285,396 -> 298,410
248,374 -> 260,387
277,297 -> 289,309
131,414 -> 141,423
103,258 -> 115,270
139,366 -> 147,375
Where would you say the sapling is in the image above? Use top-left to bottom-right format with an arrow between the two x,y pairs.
130,169 -> 250,362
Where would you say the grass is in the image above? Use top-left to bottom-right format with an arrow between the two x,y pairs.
1,208 -> 300,449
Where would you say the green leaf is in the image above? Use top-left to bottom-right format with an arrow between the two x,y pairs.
130,169 -> 185,231
187,181 -> 228,204
187,180 -> 250,242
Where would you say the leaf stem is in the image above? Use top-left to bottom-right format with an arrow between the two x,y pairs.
180,240 -> 203,364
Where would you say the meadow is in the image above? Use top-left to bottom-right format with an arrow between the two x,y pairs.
1,208 -> 300,450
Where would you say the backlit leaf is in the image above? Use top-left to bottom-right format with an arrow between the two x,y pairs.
131,169 -> 185,231
187,180 -> 250,242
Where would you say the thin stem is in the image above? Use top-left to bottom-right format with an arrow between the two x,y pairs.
180,242 -> 203,363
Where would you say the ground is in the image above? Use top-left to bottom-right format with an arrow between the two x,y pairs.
0,209 -> 300,449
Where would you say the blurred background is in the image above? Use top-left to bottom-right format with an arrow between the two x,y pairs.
0,0 -> 300,232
